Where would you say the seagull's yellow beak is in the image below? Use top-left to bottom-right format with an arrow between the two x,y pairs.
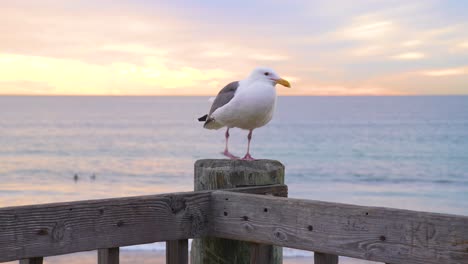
276,78 -> 291,88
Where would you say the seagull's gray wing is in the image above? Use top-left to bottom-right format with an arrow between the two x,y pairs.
208,81 -> 239,116
198,81 -> 238,128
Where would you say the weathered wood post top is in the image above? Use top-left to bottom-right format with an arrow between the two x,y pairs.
192,159 -> 285,264
194,159 -> 285,191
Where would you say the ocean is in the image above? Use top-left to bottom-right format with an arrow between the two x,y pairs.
1,96 -> 467,262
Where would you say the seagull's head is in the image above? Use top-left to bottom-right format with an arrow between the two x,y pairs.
248,67 -> 291,88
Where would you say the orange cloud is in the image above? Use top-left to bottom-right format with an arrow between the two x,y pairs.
458,42 -> 468,49
342,20 -> 395,40
421,67 -> 468,77
0,53 -> 235,95
402,40 -> 422,47
390,52 -> 425,60
249,54 -> 290,61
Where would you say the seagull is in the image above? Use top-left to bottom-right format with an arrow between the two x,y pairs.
198,67 -> 291,160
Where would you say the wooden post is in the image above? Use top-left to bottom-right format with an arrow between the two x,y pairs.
191,159 -> 284,264
166,239 -> 188,264
314,252 -> 338,264
19,258 -> 43,264
98,248 -> 119,264
250,243 -> 276,264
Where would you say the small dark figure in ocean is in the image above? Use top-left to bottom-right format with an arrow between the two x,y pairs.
91,173 -> 96,180
73,174 -> 79,182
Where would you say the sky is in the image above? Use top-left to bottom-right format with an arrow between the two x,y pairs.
0,0 -> 467,96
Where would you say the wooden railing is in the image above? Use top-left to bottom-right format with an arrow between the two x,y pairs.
211,191 -> 468,264
1,159 -> 467,264
0,185 -> 285,264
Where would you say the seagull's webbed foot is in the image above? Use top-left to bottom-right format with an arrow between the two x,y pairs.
222,150 -> 239,160
241,153 -> 256,161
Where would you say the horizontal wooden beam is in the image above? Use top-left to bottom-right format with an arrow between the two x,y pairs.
226,184 -> 287,197
0,191 -> 210,262
0,185 -> 285,263
210,191 -> 468,264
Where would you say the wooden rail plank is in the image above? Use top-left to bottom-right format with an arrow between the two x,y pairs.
210,191 -> 468,264
227,184 -> 288,197
19,257 -> 43,264
0,185 -> 285,263
0,191 -> 211,262
98,248 -> 119,264
166,239 -> 188,264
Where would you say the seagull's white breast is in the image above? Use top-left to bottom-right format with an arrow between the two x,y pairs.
212,79 -> 277,130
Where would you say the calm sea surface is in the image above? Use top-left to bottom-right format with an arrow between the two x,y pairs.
1,96 -> 467,259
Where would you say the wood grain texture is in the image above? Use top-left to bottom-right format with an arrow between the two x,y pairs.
194,159 -> 285,191
314,252 -> 338,264
250,243 -> 280,264
211,191 -> 468,264
166,240 -> 188,264
191,159 -> 285,264
0,191 -> 211,262
227,184 -> 288,197
98,248 -> 119,264
0,185 -> 284,263
19,257 -> 43,264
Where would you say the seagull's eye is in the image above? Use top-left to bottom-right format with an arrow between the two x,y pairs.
264,72 -> 269,76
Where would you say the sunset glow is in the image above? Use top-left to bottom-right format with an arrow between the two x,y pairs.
1,1 -> 467,95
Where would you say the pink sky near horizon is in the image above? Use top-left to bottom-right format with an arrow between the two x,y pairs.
0,0 -> 467,96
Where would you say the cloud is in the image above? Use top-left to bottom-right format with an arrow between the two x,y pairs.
323,3 -> 468,66
249,54 -> 290,61
390,52 -> 426,60
0,53 -> 236,95
200,51 -> 233,58
351,46 -> 385,57
281,75 -> 300,83
421,67 -> 468,77
100,44 -> 169,56
360,66 -> 468,94
402,40 -> 422,47
340,19 -> 395,40
296,83 -> 403,96
458,42 -> 468,49
0,81 -> 56,94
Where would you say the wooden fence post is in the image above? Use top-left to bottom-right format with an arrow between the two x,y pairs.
314,252 -> 338,264
19,257 -> 43,264
166,239 -> 188,264
98,248 -> 119,264
250,243 -> 277,264
191,159 -> 284,264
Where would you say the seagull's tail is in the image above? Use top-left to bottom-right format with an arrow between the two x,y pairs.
203,118 -> 224,130
198,114 -> 208,122
198,114 -> 224,129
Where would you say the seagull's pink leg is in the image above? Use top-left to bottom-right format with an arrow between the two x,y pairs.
242,129 -> 256,160
222,128 -> 239,159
